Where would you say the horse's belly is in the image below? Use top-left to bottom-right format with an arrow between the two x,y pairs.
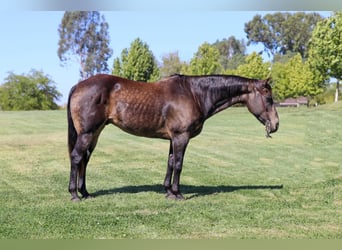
109,101 -> 169,139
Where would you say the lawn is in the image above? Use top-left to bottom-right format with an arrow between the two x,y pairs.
0,103 -> 341,239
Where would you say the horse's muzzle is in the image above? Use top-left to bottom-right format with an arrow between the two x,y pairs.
273,122 -> 279,133
265,120 -> 279,138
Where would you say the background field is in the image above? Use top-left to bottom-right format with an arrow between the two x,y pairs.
0,103 -> 341,239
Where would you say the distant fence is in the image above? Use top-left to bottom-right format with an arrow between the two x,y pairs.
277,102 -> 300,107
276,97 -> 308,107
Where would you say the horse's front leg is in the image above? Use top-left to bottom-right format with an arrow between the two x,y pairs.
166,134 -> 189,200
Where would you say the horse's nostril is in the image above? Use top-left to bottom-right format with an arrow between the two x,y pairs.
272,122 -> 279,133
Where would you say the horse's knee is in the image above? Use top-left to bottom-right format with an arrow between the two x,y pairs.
174,162 -> 183,174
71,149 -> 83,166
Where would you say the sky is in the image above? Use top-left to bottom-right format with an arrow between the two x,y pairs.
0,11 -> 333,105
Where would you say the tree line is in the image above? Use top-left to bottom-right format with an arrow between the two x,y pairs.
1,11 -> 341,110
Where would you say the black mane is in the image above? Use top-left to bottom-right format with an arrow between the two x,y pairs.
174,75 -> 255,118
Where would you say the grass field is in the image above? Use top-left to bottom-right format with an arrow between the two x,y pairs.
0,103 -> 341,239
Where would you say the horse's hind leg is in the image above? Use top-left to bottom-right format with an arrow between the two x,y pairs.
77,133 -> 101,199
77,154 -> 91,199
69,132 -> 95,201
164,141 -> 174,196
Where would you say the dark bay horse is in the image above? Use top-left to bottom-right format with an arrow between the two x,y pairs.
67,74 -> 279,201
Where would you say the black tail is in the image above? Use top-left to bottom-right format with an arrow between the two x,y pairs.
67,85 -> 78,157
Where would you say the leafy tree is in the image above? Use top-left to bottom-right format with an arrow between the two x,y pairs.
58,11 -> 113,80
159,51 -> 187,78
187,42 -> 223,75
212,36 -> 247,70
112,57 -> 122,77
0,70 -> 62,110
308,12 -> 342,102
271,54 -> 323,100
272,51 -> 299,64
112,38 -> 160,82
231,52 -> 270,79
245,12 -> 323,58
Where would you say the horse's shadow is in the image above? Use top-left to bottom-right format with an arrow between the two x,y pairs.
92,184 -> 283,200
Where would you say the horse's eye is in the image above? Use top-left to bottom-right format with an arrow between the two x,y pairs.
266,96 -> 273,104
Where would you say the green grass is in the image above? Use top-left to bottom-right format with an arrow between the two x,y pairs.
0,103 -> 342,239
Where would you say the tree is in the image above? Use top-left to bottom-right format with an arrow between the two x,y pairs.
231,52 -> 271,79
271,54 -> 324,100
212,36 -> 247,71
187,42 -> 223,75
58,11 -> 113,80
112,38 -> 160,82
245,12 -> 323,58
159,51 -> 187,78
0,70 -> 61,110
309,12 -> 342,102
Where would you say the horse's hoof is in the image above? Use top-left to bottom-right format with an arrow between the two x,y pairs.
165,193 -> 176,199
71,196 -> 81,202
175,193 -> 185,200
83,195 -> 94,200
165,192 -> 185,201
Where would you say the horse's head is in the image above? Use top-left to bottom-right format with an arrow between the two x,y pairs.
245,78 -> 279,137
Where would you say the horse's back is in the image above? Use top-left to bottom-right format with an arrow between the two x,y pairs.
69,74 -> 172,137
69,74 -> 202,139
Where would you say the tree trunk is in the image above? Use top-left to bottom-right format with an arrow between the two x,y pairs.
335,79 -> 340,103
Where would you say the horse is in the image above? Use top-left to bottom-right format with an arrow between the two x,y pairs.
67,74 -> 279,201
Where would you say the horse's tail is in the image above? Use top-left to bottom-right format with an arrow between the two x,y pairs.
67,85 -> 78,156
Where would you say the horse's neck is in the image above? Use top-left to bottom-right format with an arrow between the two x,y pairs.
189,76 -> 249,118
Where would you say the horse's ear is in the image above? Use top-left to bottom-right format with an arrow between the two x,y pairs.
265,77 -> 272,86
